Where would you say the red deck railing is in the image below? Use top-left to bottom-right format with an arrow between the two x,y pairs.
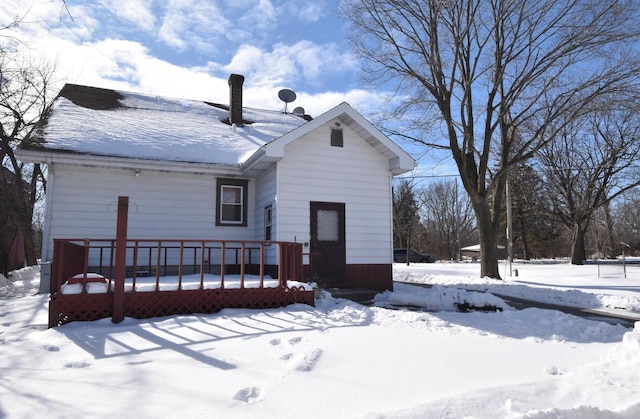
48,238 -> 314,327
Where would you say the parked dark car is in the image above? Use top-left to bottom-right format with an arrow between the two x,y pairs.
393,248 -> 436,263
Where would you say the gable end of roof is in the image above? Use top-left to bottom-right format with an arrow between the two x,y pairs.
254,102 -> 415,175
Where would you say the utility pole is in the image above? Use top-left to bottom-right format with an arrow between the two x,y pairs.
455,179 -> 461,261
506,177 -> 513,277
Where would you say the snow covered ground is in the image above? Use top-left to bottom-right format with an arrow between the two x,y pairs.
1,261 -> 639,418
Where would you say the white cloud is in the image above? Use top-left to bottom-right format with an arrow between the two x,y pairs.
54,5 -> 101,42
54,37 -> 382,118
100,0 -> 156,32
158,0 -> 229,53
0,0 -> 387,123
223,40 -> 357,88
158,14 -> 188,50
0,0 -> 60,24
256,0 -> 277,19
290,2 -> 327,23
0,1 -> 96,45
295,89 -> 387,117
47,37 -> 225,102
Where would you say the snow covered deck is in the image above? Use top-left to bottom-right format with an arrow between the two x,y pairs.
61,273 -> 309,294
48,238 -> 314,327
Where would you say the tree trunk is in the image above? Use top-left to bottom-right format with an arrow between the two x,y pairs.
19,163 -> 41,266
0,230 -> 11,276
19,218 -> 37,266
474,202 -> 501,279
571,222 -> 587,265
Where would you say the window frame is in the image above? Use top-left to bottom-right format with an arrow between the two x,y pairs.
264,204 -> 273,241
216,178 -> 248,227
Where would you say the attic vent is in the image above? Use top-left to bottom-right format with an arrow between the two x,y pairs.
330,127 -> 344,147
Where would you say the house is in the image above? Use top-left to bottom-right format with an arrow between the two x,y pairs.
18,74 -> 415,300
460,244 -> 507,261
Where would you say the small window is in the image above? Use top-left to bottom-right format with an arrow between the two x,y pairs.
330,128 -> 344,147
264,204 -> 273,241
316,209 -> 339,241
216,178 -> 248,226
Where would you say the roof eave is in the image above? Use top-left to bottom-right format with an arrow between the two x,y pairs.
17,148 -> 244,176
390,156 -> 415,176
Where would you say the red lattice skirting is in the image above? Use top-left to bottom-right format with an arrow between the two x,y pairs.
49,286 -> 314,327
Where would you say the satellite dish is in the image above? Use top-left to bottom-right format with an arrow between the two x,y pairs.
278,88 -> 296,103
293,106 -> 305,116
278,88 -> 297,113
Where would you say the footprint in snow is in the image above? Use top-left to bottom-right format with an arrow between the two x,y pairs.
43,345 -> 60,352
280,353 -> 294,361
24,324 -> 47,330
316,324 -> 329,333
64,361 -> 91,369
294,348 -> 323,372
269,338 -> 281,346
127,360 -> 152,366
288,337 -> 303,346
543,364 -> 564,375
233,386 -> 263,404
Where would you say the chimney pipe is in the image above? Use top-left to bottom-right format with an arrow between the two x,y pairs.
228,74 -> 244,126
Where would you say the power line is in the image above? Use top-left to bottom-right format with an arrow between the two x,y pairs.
395,174 -> 460,179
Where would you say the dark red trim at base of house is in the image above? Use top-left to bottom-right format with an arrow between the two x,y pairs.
302,263 -> 393,292
345,264 -> 393,291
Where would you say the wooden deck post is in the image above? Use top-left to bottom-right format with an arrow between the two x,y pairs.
112,196 -> 129,323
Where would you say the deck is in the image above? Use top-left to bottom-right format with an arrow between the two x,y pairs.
48,237 -> 315,327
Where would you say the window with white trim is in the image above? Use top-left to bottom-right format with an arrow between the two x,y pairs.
216,178 -> 248,226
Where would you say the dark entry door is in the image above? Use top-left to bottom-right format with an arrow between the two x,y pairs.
310,201 -> 346,285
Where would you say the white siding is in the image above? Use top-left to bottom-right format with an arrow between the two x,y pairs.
254,164 -> 278,264
277,121 -> 393,264
44,165 -> 255,261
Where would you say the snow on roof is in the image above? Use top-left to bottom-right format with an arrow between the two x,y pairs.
28,84 -> 309,166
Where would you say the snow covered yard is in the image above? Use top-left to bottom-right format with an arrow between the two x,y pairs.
1,262 -> 640,418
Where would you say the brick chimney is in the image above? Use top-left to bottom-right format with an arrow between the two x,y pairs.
228,74 -> 244,126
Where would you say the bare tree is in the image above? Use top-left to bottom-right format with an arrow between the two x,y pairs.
341,0 -> 640,278
393,179 -> 420,263
417,180 -> 474,260
614,189 -> 640,256
586,203 -> 617,259
502,163 -> 565,259
537,105 -> 640,264
0,48 -> 56,274
0,1 -> 70,275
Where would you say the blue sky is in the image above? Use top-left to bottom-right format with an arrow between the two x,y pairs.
1,0 -> 456,180
1,1 -> 364,113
